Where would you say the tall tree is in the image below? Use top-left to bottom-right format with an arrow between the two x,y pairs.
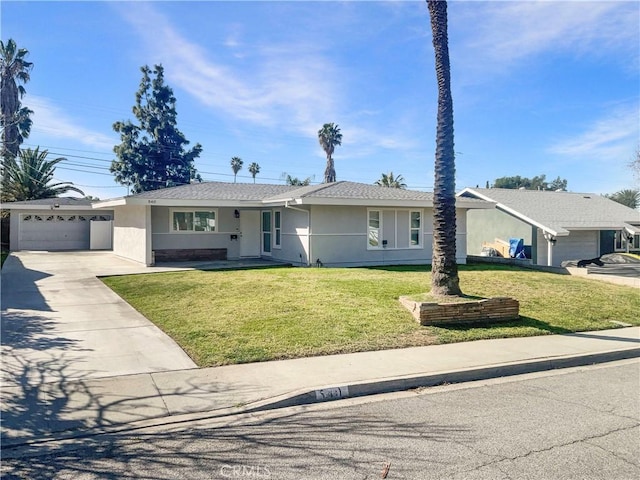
427,0 -> 461,296
1,147 -> 84,201
548,176 -> 567,191
493,174 -> 568,190
285,174 -> 311,186
1,39 -> 33,163
318,123 -> 342,183
375,172 -> 407,189
248,162 -> 260,183
230,156 -> 243,183
111,65 -> 202,194
606,189 -> 640,209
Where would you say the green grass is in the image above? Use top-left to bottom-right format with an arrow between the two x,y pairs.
1,251 -> 8,268
101,264 -> 640,367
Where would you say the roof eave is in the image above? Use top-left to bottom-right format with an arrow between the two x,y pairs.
458,187 -> 564,236
3,204 -> 95,211
290,198 -> 434,207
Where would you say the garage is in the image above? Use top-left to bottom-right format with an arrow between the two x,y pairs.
6,198 -> 113,251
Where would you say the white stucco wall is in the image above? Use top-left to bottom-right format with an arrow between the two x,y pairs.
113,204 -> 152,265
305,205 -> 469,267
271,207 -> 310,265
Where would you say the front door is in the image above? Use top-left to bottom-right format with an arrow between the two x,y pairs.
239,210 -> 260,257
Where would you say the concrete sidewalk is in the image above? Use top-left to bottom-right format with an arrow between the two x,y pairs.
2,325 -> 638,448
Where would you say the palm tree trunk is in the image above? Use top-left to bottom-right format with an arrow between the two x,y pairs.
324,156 -> 336,183
428,0 -> 461,296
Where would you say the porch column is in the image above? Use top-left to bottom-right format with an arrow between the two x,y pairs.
543,231 -> 555,267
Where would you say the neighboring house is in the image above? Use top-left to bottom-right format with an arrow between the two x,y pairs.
3,197 -> 114,251
458,188 -> 640,267
94,181 -> 491,267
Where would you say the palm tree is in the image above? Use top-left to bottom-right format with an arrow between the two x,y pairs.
248,162 -> 260,183
606,189 -> 640,209
375,172 -> 407,189
318,123 -> 342,183
230,156 -> 243,183
427,0 -> 461,296
2,147 -> 84,201
1,39 -> 33,161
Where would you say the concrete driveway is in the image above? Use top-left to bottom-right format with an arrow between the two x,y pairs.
1,251 -> 197,389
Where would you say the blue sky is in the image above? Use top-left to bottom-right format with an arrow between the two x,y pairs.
2,1 -> 639,199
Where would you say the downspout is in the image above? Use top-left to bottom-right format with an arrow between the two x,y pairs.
285,200 -> 311,266
543,231 -> 556,267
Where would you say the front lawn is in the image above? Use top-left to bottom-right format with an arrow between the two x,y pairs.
101,265 -> 639,367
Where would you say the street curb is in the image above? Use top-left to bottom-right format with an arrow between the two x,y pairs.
3,347 -> 638,455
2,346 -> 640,458
243,346 -> 640,413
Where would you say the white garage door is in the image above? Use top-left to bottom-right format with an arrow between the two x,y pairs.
18,213 -> 111,251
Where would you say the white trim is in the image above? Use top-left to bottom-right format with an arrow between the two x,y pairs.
7,204 -> 95,211
458,188 -> 569,236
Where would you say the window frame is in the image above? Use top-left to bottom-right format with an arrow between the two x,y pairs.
273,210 -> 282,249
368,209 -> 381,249
261,210 -> 272,255
367,208 -> 424,250
409,210 -> 422,248
169,208 -> 217,233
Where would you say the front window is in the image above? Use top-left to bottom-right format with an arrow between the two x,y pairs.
262,210 -> 272,254
410,211 -> 421,246
274,210 -> 281,248
367,209 -> 423,250
171,210 -> 216,232
368,210 -> 380,247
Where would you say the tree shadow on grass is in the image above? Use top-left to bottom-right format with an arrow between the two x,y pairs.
430,316 -> 573,336
365,263 -> 556,275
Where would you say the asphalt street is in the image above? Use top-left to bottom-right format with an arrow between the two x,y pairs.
2,359 -> 639,480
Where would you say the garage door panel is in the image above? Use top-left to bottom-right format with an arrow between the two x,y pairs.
555,231 -> 599,262
18,212 -> 94,251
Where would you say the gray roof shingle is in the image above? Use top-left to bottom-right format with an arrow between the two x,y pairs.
132,182 -> 295,201
459,188 -> 640,235
124,181 -> 436,203
267,181 -> 434,202
2,197 -> 91,207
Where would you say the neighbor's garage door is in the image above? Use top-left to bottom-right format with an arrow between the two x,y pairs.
554,230 -> 599,265
18,213 -> 111,251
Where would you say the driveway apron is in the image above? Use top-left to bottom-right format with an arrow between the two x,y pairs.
1,251 -> 197,390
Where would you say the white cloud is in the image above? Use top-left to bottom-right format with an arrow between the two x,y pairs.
548,104 -> 639,161
114,3 -> 340,134
454,1 -> 639,76
27,95 -> 116,151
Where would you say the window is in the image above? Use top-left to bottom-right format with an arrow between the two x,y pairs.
368,210 -> 380,247
274,210 -> 281,248
262,211 -> 272,254
410,211 -> 421,246
368,209 -> 423,250
171,209 -> 216,232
